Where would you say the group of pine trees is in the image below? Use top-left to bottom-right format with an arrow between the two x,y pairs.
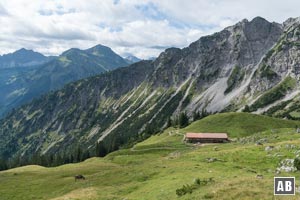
0,147 -> 92,171
167,109 -> 210,128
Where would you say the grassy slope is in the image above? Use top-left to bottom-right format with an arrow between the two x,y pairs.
1,113 -> 300,199
185,112 -> 300,137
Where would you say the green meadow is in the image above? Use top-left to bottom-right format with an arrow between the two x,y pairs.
1,113 -> 300,199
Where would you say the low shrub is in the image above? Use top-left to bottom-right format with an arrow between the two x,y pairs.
294,157 -> 300,170
176,178 -> 214,196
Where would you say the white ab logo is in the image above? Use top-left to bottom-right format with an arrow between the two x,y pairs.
277,181 -> 292,192
274,177 -> 295,195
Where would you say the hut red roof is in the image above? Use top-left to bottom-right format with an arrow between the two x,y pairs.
185,133 -> 228,139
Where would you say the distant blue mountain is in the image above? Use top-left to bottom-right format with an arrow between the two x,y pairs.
124,54 -> 142,64
0,44 -> 130,117
0,48 -> 52,68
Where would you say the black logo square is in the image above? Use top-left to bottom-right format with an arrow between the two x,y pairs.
274,177 -> 295,195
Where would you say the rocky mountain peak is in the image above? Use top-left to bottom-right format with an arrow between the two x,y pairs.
61,48 -> 81,57
14,48 -> 32,54
249,16 -> 269,24
156,47 -> 181,61
241,17 -> 282,41
153,47 -> 182,72
3,48 -> 46,59
85,44 -> 114,56
88,44 -> 111,50
0,48 -> 48,69
283,17 -> 300,29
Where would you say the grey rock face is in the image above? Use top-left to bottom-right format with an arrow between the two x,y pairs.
243,18 -> 300,114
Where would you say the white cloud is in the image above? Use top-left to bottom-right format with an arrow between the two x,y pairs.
0,0 -> 300,59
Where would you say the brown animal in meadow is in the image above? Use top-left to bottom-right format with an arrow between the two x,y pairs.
74,175 -> 86,181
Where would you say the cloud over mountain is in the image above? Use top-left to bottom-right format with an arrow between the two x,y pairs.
0,0 -> 300,59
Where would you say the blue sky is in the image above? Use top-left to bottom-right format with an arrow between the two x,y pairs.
0,0 -> 300,59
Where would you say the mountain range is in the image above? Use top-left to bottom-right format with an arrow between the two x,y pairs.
0,45 -> 132,117
1,16 -> 300,166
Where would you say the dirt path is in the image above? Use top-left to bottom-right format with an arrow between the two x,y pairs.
130,146 -> 184,152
